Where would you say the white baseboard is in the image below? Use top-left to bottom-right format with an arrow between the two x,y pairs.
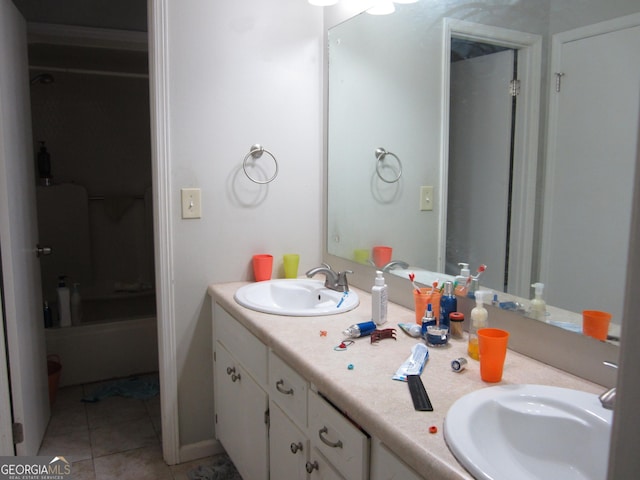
178,438 -> 224,464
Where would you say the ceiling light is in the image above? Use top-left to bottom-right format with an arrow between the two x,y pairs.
367,1 -> 396,15
308,0 -> 339,6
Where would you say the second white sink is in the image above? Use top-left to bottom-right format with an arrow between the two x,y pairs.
444,384 -> 612,480
234,279 -> 359,316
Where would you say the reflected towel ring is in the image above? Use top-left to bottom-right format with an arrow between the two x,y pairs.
243,144 -> 279,184
375,148 -> 402,183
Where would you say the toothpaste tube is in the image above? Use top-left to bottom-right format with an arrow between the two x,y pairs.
392,343 -> 429,382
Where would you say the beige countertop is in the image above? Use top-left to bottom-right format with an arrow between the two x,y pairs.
208,281 -> 604,479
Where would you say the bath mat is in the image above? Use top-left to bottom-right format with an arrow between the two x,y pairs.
82,375 -> 160,402
187,454 -> 242,480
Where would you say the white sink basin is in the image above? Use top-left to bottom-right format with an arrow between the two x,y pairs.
234,279 -> 359,316
444,384 -> 612,480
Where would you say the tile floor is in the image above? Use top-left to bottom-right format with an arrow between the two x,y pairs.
38,377 -> 218,480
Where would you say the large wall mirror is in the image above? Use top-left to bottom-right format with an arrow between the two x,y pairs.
326,0 -> 640,341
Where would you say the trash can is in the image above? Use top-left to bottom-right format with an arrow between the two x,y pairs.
47,354 -> 62,405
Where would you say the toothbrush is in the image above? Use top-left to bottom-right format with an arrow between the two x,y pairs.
408,273 -> 421,294
473,264 -> 487,280
430,280 -> 439,294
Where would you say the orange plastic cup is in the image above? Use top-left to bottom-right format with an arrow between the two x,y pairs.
372,246 -> 392,268
413,288 -> 441,324
582,310 -> 612,341
252,254 -> 273,282
478,328 -> 509,382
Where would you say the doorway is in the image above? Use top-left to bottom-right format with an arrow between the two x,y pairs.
446,41 -> 516,293
440,19 -> 542,298
27,29 -> 158,386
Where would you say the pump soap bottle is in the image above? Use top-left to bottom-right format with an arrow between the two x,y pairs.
529,282 -> 547,321
468,290 -> 490,360
454,263 -> 470,295
371,270 -> 388,325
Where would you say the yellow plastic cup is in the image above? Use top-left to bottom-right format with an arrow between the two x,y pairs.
283,254 -> 300,279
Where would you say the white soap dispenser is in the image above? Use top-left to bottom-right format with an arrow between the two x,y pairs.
468,290 -> 490,360
530,282 -> 547,321
454,262 -> 470,295
372,270 -> 388,325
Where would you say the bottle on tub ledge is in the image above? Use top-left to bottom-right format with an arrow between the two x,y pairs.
56,275 -> 71,328
71,283 -> 83,326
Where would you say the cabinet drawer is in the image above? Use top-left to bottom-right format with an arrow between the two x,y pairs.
269,350 -> 308,428
214,303 -> 268,386
308,390 -> 369,480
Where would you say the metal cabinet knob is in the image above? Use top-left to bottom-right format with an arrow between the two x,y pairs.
305,461 -> 319,473
290,442 -> 303,454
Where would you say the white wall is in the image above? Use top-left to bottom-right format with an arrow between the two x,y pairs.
158,0 -> 323,450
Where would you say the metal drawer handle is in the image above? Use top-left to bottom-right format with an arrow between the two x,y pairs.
305,461 -> 319,473
276,379 -> 294,396
318,426 -> 343,449
290,442 -> 303,454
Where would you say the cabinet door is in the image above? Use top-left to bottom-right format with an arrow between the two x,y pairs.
269,400 -> 308,480
370,438 -> 422,480
215,342 -> 268,480
308,448 -> 346,480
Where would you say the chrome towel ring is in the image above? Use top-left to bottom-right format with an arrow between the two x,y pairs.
243,144 -> 279,184
375,147 -> 402,183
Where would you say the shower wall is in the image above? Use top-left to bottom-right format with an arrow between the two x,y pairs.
29,44 -> 154,318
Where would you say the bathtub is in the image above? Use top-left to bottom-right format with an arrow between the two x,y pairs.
45,314 -> 159,387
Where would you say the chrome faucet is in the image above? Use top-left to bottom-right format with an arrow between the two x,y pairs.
599,361 -> 618,410
306,263 -> 352,292
381,260 -> 409,272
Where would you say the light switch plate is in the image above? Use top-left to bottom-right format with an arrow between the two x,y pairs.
420,186 -> 434,211
181,188 -> 201,219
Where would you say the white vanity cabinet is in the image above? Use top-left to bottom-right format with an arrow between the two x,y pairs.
212,302 -> 374,480
370,437 -> 423,480
213,304 -> 269,480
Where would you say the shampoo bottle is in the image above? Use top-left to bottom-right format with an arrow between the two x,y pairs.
530,282 -> 547,321
371,270 -> 388,325
71,283 -> 83,325
468,290 -> 490,360
57,276 -> 71,327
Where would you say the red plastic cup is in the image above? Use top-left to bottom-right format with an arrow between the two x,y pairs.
252,254 -> 273,282
372,246 -> 392,268
582,310 -> 612,341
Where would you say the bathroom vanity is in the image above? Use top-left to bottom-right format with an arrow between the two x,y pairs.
209,282 -> 603,479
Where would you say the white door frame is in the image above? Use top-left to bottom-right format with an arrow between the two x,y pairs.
148,0 -> 180,465
440,18 -> 542,297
